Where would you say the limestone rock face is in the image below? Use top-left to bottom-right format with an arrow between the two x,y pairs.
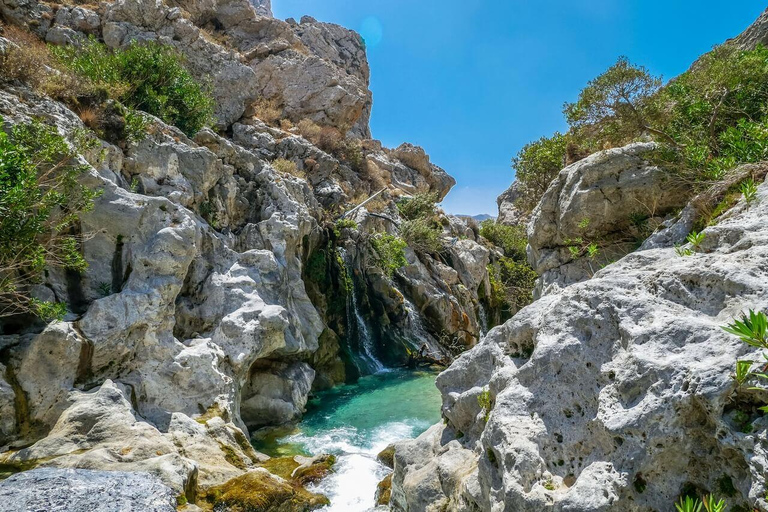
496,180 -> 527,226
0,468 -> 177,512
527,142 -> 689,297
393,177 -> 768,511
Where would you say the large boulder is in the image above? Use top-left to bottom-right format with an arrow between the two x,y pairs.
0,468 -> 177,512
527,142 -> 689,297
392,176 -> 768,511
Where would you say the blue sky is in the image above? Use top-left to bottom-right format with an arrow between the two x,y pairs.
273,1 -> 765,215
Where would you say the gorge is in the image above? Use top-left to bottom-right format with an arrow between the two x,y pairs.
0,1 -> 767,512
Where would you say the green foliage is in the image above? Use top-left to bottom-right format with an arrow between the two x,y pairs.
397,193 -> 439,221
477,388 -> 492,423
400,218 -> 443,254
305,250 -> 328,287
741,178 -> 758,205
53,38 -> 214,136
395,193 -> 444,254
723,310 -> 768,348
724,310 -> 768,418
0,117 -> 99,320
686,231 -> 706,250
511,132 -> 568,214
519,45 -> 768,204
675,244 -> 694,257
564,56 -> 663,148
716,474 -> 737,498
676,496 -> 703,512
333,218 -> 358,238
702,495 -> 727,512
497,257 -> 537,311
97,281 -> 112,297
123,108 -> 149,143
658,45 -> 768,181
675,495 -> 728,512
480,220 -> 537,318
735,360 -> 754,385
369,233 -> 407,277
479,220 -> 527,260
334,248 -> 354,294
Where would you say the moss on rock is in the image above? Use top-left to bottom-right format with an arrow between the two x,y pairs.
200,470 -> 329,512
377,444 -> 395,469
375,473 -> 392,506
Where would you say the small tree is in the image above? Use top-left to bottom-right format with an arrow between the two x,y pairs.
564,56 -> 665,148
511,133 -> 568,214
0,118 -> 98,320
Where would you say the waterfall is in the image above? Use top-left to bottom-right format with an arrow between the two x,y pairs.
350,283 -> 385,373
338,248 -> 386,374
402,297 -> 431,348
478,302 -> 489,336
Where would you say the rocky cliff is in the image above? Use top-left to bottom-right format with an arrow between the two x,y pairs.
0,0 -> 497,506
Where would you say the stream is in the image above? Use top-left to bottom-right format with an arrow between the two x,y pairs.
254,370 -> 442,511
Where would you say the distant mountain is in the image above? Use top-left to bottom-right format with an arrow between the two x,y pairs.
456,214 -> 495,222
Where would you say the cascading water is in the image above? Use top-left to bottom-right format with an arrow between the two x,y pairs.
254,370 -> 441,512
350,285 -> 385,373
478,302 -> 489,336
338,248 -> 385,374
402,297 -> 430,346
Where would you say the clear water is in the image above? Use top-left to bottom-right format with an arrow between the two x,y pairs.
254,370 -> 442,512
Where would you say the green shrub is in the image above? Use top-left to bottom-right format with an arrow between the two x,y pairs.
400,218 -> 443,254
497,257 -> 537,311
52,38 -> 214,136
396,192 -> 439,221
333,218 -> 358,238
511,132 -> 568,214
658,45 -> 768,181
479,220 -> 527,261
369,233 -> 407,277
0,118 -> 99,320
